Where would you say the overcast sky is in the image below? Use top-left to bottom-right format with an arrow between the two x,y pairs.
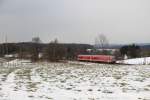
0,0 -> 150,44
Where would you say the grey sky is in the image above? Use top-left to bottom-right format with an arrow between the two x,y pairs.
0,0 -> 150,44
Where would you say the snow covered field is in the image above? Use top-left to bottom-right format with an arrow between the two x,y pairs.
0,61 -> 150,100
117,57 -> 150,65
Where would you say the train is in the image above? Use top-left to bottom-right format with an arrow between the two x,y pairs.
77,55 -> 116,63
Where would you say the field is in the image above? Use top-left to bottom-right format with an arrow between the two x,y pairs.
0,61 -> 150,100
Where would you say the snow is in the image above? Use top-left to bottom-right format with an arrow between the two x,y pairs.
1,59 -> 33,68
7,59 -> 31,64
117,57 -> 150,65
0,62 -> 150,100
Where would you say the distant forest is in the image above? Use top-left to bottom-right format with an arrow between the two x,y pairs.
0,41 -> 150,62
0,42 -> 93,61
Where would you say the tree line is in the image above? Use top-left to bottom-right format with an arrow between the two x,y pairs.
0,35 -> 149,61
94,34 -> 150,59
0,38 -> 93,62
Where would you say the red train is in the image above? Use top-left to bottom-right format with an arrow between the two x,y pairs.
77,55 -> 116,63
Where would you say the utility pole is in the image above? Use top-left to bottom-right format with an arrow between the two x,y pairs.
5,35 -> 8,55
1,34 -> 6,57
144,57 -> 146,65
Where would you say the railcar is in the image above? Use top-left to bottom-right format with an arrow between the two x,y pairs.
77,55 -> 116,63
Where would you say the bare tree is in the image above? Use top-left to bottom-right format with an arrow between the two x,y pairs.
95,34 -> 109,50
30,37 -> 42,62
30,45 -> 39,62
32,37 -> 42,43
44,38 -> 66,62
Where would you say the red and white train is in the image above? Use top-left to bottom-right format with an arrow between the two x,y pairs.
77,55 -> 116,63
